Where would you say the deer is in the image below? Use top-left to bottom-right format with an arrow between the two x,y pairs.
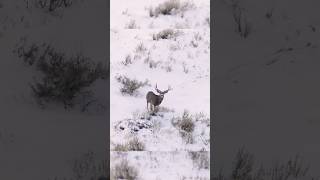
146,84 -> 172,112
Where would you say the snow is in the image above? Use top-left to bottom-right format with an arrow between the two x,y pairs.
110,0 -> 210,179
111,151 -> 209,180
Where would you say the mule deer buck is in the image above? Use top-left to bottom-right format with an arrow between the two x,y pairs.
146,84 -> 172,112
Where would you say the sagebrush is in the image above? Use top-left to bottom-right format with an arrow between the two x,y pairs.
15,41 -> 107,109
232,4 -> 252,38
213,148 -> 317,180
149,0 -> 194,17
125,19 -> 139,29
113,137 -> 145,151
172,110 -> 195,144
189,151 -> 210,170
152,29 -> 179,40
72,151 -> 108,180
111,159 -> 139,180
116,75 -> 149,96
35,0 -> 73,12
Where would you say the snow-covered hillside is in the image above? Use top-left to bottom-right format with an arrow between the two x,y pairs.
110,0 -> 210,179
110,0 -> 210,152
111,151 -> 209,180
0,0 -> 107,179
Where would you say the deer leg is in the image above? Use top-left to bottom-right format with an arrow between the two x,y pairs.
147,102 -> 149,111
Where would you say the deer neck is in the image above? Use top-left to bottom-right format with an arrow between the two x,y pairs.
158,94 -> 164,103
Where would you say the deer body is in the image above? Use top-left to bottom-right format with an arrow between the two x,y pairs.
146,84 -> 171,112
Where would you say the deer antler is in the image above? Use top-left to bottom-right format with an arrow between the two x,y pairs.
162,85 -> 172,94
155,83 -> 162,94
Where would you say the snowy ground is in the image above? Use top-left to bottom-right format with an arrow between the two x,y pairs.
111,151 -> 209,180
110,0 -> 210,152
0,0 -> 107,179
110,0 -> 210,179
214,0 -> 320,177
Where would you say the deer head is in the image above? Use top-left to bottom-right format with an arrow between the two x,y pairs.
155,84 -> 172,98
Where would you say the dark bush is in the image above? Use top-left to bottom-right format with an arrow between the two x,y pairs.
180,110 -> 195,132
122,55 -> 132,66
127,137 -> 145,151
213,148 -> 316,180
36,0 -> 73,12
111,159 -> 139,180
149,0 -> 180,17
152,29 -> 179,40
113,137 -> 145,151
116,75 -> 149,96
232,148 -> 255,180
149,0 -> 194,17
232,5 -> 252,38
15,41 -> 107,109
189,151 -> 210,169
171,110 -> 195,144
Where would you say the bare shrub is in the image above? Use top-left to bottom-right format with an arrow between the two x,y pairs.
148,60 -> 160,69
232,148 -> 255,180
165,65 -> 173,72
143,51 -> 151,63
172,110 -> 195,132
15,41 -> 107,109
232,5 -> 252,38
35,0 -> 73,12
34,55 -> 106,108
172,110 -> 195,144
267,155 -> 309,180
143,52 -> 161,69
152,29 -> 179,40
194,32 -> 202,41
212,148 -> 316,180
135,42 -> 147,53
113,137 -> 145,151
180,111 -> 194,132
134,54 -> 141,60
15,42 -> 39,65
205,17 -> 210,26
113,144 -> 128,151
180,130 -> 194,144
182,62 -> 189,73
195,112 -> 210,127
125,19 -> 139,29
179,1 -> 195,11
72,150 -> 108,180
122,54 -> 132,66
149,0 -> 194,17
111,159 -> 139,180
265,8 -> 274,20
148,6 -> 154,17
150,0 -> 180,17
190,40 -> 198,48
116,75 -> 149,96
127,137 -> 145,151
189,152 -> 210,169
